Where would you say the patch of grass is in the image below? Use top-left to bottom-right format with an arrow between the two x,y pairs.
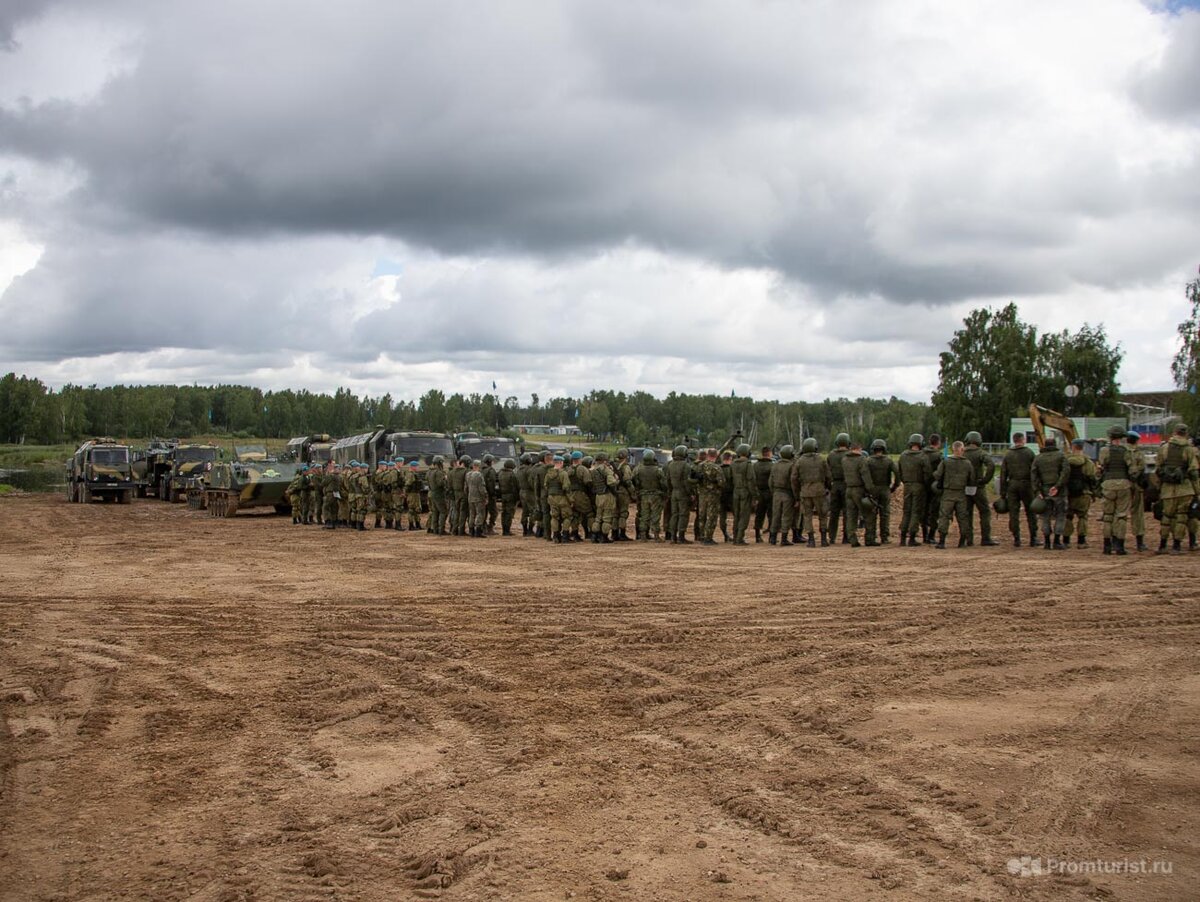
0,444 -> 77,469
0,483 -> 16,494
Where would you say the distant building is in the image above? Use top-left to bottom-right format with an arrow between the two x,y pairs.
550,425 -> 582,436
513,424 -> 552,435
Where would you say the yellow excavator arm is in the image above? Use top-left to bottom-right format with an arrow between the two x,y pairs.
1028,404 -> 1078,449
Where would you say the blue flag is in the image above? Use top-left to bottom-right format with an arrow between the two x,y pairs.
492,381 -> 497,391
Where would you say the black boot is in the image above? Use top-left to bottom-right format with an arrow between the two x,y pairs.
554,531 -> 563,544
1190,536 -> 1198,551
935,532 -> 946,549
1077,535 -> 1087,547
1136,535 -> 1147,552
957,535 -> 967,548
768,532 -> 776,545
820,531 -> 829,547
755,529 -> 763,544
807,534 -> 816,548
907,534 -> 918,546
1043,534 -> 1053,550
1175,539 -> 1185,555
677,532 -> 692,545
722,528 -> 731,542
324,520 -> 336,530
1115,538 -> 1128,555
779,533 -> 793,546
592,532 -> 601,543
1103,538 -> 1112,555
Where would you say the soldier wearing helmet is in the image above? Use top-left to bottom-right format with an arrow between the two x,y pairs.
1124,432 -> 1148,551
495,457 -> 519,535
428,455 -> 449,535
729,443 -> 755,545
791,437 -> 831,547
480,454 -> 499,534
666,445 -> 693,543
863,439 -> 898,545
287,466 -> 307,526
465,458 -> 487,537
589,451 -> 619,542
373,458 -> 394,530
545,453 -> 573,543
827,433 -> 852,545
920,434 -> 945,543
515,453 -> 533,536
633,448 -> 667,540
1154,422 -> 1198,555
1097,424 -> 1143,555
536,450 -> 555,540
1062,438 -> 1096,548
897,434 -> 931,545
963,431 -> 999,547
932,441 -> 976,547
841,440 -> 872,548
613,449 -> 635,541
752,445 -> 775,542
567,450 -> 594,541
403,460 -> 423,531
694,448 -> 725,546
1000,432 -> 1038,547
322,461 -> 341,529
448,455 -> 470,536
769,444 -> 796,546
1032,436 -> 1068,550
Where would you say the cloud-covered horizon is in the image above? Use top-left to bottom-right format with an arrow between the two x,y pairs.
1,0 -> 1198,402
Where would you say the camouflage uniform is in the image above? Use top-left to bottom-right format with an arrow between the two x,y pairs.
546,462 -> 573,541
466,465 -> 487,535
287,471 -> 306,524
826,442 -> 851,544
1155,430 -> 1199,553
482,458 -> 500,533
404,465 -> 423,530
428,462 -> 449,534
864,447 -> 898,545
633,455 -> 667,540
448,459 -> 469,536
963,439 -> 997,545
695,455 -> 724,544
373,464 -> 392,528
791,445 -> 831,546
730,448 -> 755,545
590,458 -> 619,542
752,450 -> 774,541
337,468 -> 352,527
933,453 -> 976,546
322,467 -> 341,528
515,457 -> 533,534
532,453 -> 550,540
614,452 -> 635,541
897,444 -> 932,544
1097,433 -> 1142,553
841,448 -> 872,547
568,458 -> 594,538
1031,443 -> 1068,547
1000,441 -> 1038,546
768,450 -> 795,545
921,440 -> 944,542
310,468 -> 323,525
665,449 -> 693,543
1062,447 -> 1096,546
498,461 -> 520,535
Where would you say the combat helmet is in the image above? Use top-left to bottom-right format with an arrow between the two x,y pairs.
780,444 -> 795,459
483,454 -> 494,464
432,455 -> 445,466
502,458 -> 515,469
616,448 -> 628,459
459,454 -> 472,465
1107,425 -> 1126,439
594,451 -> 608,462
801,438 -> 818,453
870,439 -> 887,453
582,455 -> 594,466
964,430 -> 982,445
642,449 -> 655,463
908,433 -> 924,447
835,432 -> 850,447
673,445 -> 688,460
736,443 -> 751,457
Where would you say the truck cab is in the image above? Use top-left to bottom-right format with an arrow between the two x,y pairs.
67,438 -> 136,504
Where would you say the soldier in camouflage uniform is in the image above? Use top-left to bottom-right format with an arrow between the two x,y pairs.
481,454 -> 500,534
428,456 -> 449,535
898,434 -> 931,545
1154,423 -> 1199,555
933,441 -> 976,548
546,455 -> 573,543
827,434 -> 851,544
614,449 -> 635,541
1097,425 -> 1142,555
404,460 -> 423,530
337,462 -> 352,528
963,431 -> 998,546
666,445 -> 693,544
498,458 -> 520,535
791,438 -> 831,547
718,451 -> 734,541
768,444 -> 795,546
322,462 -> 341,529
355,461 -> 372,530
1125,431 -> 1148,551
633,449 -> 666,540
753,446 -> 774,542
1062,438 -> 1096,547
730,444 -> 755,545
449,455 -> 470,536
534,451 -> 552,540
1000,433 -> 1038,547
567,451 -> 593,540
287,467 -> 306,525
516,454 -> 533,535
1031,436 -> 1068,550
842,441 -> 872,548
589,452 -> 619,542
921,434 -> 944,544
466,460 -> 487,537
373,460 -> 392,528
864,439 -> 898,545
695,449 -> 725,545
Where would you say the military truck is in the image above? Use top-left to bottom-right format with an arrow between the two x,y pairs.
66,438 -> 136,503
131,439 -> 178,497
192,444 -> 300,517
331,427 -> 391,469
455,434 -> 521,463
282,433 -> 335,465
387,431 -> 455,465
160,443 -> 222,502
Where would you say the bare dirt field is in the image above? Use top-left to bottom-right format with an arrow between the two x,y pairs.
1,494 -> 1197,901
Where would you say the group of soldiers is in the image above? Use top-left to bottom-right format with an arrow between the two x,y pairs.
284,424 -> 1200,553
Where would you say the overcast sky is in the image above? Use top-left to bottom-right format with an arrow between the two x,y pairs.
1,0 -> 1198,403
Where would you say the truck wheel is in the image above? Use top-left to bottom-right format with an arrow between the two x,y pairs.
121,490 -> 132,504
81,485 -> 92,503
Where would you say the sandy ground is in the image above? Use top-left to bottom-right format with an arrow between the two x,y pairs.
1,494 -> 1197,901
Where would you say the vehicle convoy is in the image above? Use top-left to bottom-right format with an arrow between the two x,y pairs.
282,434 -> 335,465
66,438 -> 136,503
160,443 -> 222,502
131,439 -> 178,497
455,435 -> 521,462
191,444 -> 300,518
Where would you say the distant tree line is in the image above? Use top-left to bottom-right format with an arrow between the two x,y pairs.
0,374 -> 939,453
